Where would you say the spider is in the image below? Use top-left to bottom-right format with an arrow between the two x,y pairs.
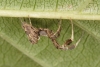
21,17 -> 83,50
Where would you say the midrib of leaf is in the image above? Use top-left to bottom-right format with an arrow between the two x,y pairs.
0,32 -> 51,67
0,10 -> 100,20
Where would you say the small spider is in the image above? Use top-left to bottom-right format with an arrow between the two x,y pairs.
21,16 -> 83,50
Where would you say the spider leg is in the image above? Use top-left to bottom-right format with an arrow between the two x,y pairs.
28,15 -> 32,25
51,39 -> 61,49
51,38 -> 72,50
74,31 -> 84,47
70,19 -> 74,41
19,18 -> 25,25
52,19 -> 62,39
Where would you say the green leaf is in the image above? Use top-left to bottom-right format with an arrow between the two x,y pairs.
0,0 -> 100,67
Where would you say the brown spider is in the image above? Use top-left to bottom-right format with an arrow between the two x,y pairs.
21,17 -> 83,50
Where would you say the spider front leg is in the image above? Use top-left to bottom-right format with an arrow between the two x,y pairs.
51,19 -> 62,39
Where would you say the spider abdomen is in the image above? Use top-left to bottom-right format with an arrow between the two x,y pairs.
22,22 -> 40,44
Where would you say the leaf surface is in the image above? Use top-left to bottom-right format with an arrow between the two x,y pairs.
0,0 -> 100,67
